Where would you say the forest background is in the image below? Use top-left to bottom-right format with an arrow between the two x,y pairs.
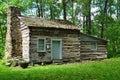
0,0 -> 120,58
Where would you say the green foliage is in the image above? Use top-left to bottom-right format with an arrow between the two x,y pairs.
0,58 -> 120,80
0,22 -> 6,59
0,42 -> 4,59
0,0 -> 34,58
105,18 -> 120,57
0,0 -> 120,58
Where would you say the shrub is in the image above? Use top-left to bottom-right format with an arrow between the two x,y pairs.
0,42 -> 5,59
5,57 -> 29,68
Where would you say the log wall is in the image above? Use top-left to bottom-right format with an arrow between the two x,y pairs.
29,27 -> 80,62
20,21 -> 30,61
80,41 -> 107,60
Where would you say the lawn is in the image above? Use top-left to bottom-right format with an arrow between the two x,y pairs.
0,58 -> 120,80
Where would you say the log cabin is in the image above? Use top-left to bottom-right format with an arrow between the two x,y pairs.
5,6 -> 107,63
80,33 -> 108,60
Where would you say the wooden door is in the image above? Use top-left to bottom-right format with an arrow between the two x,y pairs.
51,39 -> 62,59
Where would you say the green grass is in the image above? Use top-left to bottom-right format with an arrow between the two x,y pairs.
0,58 -> 120,80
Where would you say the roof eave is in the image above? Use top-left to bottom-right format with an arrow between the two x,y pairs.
28,26 -> 81,31
80,32 -> 108,42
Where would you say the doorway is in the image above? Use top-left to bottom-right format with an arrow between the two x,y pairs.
51,39 -> 62,59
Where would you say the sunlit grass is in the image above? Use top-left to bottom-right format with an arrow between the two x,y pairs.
0,58 -> 120,80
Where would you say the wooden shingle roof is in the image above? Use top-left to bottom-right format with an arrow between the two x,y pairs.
80,32 -> 108,42
19,16 -> 81,30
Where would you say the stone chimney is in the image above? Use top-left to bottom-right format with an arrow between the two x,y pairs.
5,6 -> 22,60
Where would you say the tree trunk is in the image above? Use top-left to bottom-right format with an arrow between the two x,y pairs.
100,0 -> 108,38
40,0 -> 43,18
72,0 -> 75,24
62,0 -> 67,20
83,15 -> 86,30
86,0 -> 92,35
50,5 -> 53,19
100,23 -> 104,38
36,0 -> 40,17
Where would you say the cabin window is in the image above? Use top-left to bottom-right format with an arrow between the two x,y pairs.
37,38 -> 46,52
90,42 -> 97,51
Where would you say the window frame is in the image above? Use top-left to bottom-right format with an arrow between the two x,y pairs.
37,38 -> 46,52
90,42 -> 97,51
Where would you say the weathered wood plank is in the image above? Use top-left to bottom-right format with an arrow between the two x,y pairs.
80,50 -> 107,52
29,28 -> 80,62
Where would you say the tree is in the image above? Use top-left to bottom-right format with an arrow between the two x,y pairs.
69,0 -> 76,24
86,0 -> 92,35
100,0 -> 108,38
105,18 -> 120,57
0,0 -> 34,58
0,0 -> 120,58
36,0 -> 40,17
62,0 -> 67,20
77,0 -> 92,34
116,0 -> 120,18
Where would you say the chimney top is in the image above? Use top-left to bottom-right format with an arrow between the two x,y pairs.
8,6 -> 21,16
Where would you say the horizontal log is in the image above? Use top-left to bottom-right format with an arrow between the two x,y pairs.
97,45 -> 107,47
81,53 -> 107,59
80,50 -> 107,52
63,43 -> 80,45
81,52 -> 107,54
81,44 -> 103,46
63,46 -> 74,48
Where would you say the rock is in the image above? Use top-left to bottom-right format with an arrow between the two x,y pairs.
5,62 -> 11,67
